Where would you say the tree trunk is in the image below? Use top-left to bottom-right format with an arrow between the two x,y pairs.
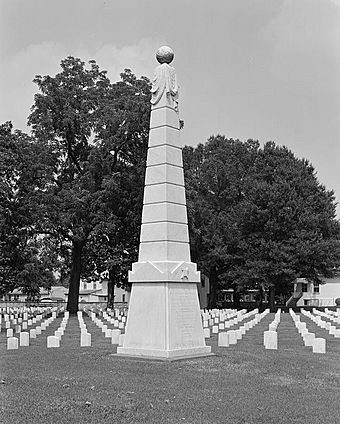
207,267 -> 218,309
255,286 -> 264,311
107,274 -> 115,308
268,285 -> 276,312
232,285 -> 241,309
66,241 -> 83,314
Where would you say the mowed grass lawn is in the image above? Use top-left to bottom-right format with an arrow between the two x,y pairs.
1,312 -> 340,424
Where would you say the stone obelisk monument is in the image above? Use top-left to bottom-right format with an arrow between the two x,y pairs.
117,46 -> 211,360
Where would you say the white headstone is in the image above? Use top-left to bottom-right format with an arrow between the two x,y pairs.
118,334 -> 125,346
218,332 -> 229,347
29,329 -> 36,339
235,329 -> 243,340
47,336 -> 60,348
111,329 -> 121,345
20,332 -> 30,346
312,338 -> 326,353
264,331 -> 277,350
228,330 -> 237,345
203,328 -> 210,338
6,328 -> 13,337
333,329 -> 340,338
80,332 -> 91,347
54,330 -> 62,340
105,329 -> 112,338
7,337 -> 18,350
329,326 -> 336,335
303,333 -> 315,347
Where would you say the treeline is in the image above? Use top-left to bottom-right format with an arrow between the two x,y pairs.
1,57 -> 339,312
183,138 -> 340,308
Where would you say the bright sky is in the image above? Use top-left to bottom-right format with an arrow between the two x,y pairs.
1,0 -> 339,216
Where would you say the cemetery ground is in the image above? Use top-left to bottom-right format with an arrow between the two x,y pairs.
1,312 -> 340,424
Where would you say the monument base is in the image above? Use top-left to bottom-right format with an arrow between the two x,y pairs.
116,347 -> 213,362
117,281 -> 211,360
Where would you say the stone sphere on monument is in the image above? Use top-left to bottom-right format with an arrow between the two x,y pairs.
156,46 -> 174,64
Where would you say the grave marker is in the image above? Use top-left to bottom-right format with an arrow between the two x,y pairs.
228,330 -> 237,345
313,338 -> 326,354
20,332 -> 30,347
47,336 -> 60,348
80,333 -> 91,347
7,337 -> 18,350
218,332 -> 229,347
264,331 -> 277,350
111,329 -> 121,345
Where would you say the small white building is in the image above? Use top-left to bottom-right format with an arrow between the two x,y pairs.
74,280 -> 130,304
1,287 -> 46,302
292,277 -> 340,307
1,281 -> 130,305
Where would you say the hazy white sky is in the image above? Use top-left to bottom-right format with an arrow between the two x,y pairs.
1,0 -> 339,215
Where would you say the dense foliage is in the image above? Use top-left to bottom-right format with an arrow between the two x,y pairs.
0,122 -> 57,299
183,136 -> 340,308
0,57 -> 151,311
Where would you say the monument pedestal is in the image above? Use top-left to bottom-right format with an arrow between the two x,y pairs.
117,281 -> 211,360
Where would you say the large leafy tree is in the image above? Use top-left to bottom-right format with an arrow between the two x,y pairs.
184,136 -> 260,308
27,57 -> 150,313
184,136 -> 340,309
0,122 -> 57,298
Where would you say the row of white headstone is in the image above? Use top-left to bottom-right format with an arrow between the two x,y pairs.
290,310 -> 326,353
217,309 -> 270,347
87,311 -> 125,346
263,309 -> 281,349
322,308 -> 340,319
312,308 -> 340,326
7,310 -> 63,350
78,311 -> 91,347
102,310 -> 126,329
46,311 -> 69,348
202,309 -> 257,334
202,308 -> 248,325
2,306 -> 57,332
301,309 -> 340,338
